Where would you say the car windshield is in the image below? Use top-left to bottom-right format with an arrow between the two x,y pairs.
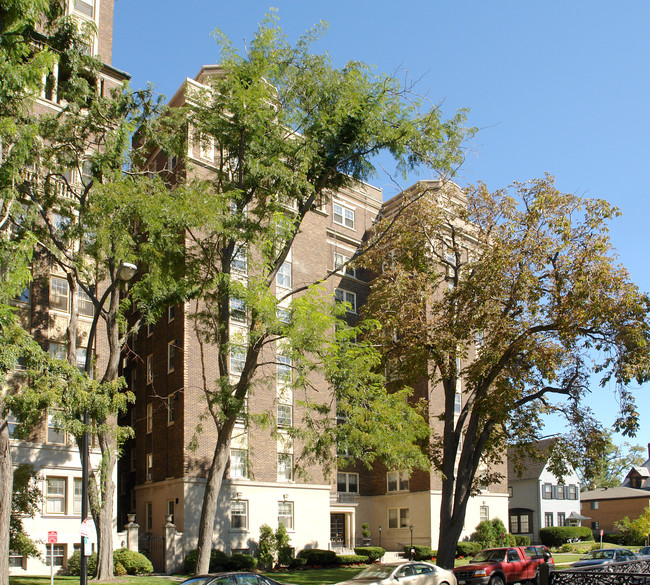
471,550 -> 507,563
585,550 -> 615,560
353,565 -> 396,580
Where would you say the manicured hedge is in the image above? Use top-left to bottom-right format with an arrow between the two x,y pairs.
539,526 -> 594,547
515,535 -> 531,546
184,548 -> 232,573
338,554 -> 369,565
113,548 -> 153,575
297,548 -> 339,566
456,541 -> 482,558
403,545 -> 436,561
230,552 -> 258,571
354,546 -> 385,562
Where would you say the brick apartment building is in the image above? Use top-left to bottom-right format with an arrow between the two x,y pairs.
7,0 -> 129,575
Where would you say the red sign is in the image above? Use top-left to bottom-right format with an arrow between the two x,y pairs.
81,518 -> 92,537
47,531 -> 58,543
600,529 -> 604,536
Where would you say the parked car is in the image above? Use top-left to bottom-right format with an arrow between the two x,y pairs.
571,548 -> 637,567
638,546 -> 650,559
180,574 -> 291,585
334,561 -> 457,585
453,546 -> 553,585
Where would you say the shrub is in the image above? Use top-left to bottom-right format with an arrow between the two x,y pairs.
471,518 -> 515,548
114,561 -> 127,576
456,541 -> 482,558
113,548 -> 153,575
288,557 -> 307,569
361,523 -> 371,540
298,548 -> 339,566
338,554 -> 369,565
258,523 -> 276,569
183,548 -> 232,573
66,551 -> 98,577
539,526 -> 593,547
403,545 -> 435,561
275,524 -> 292,566
354,546 -> 385,562
230,552 -> 257,571
514,535 -> 531,546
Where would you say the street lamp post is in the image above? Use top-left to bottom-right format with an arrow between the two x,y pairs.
80,262 -> 137,585
378,525 -> 382,549
409,525 -> 414,560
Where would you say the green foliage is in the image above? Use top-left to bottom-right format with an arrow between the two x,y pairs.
354,547 -> 385,562
471,519 -> 511,548
230,553 -> 258,571
9,464 -> 41,558
113,548 -> 153,575
615,506 -> 650,546
114,561 -> 127,576
297,549 -> 339,566
66,551 -> 98,577
275,523 -> 292,566
514,535 -> 531,546
183,549 -> 232,573
539,526 -> 593,547
337,555 -> 368,565
361,523 -> 371,539
403,545 -> 435,560
287,557 -> 307,569
456,542 -> 482,558
257,524 -> 276,569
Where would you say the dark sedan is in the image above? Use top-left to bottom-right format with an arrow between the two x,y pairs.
571,548 -> 637,567
180,574 -> 291,585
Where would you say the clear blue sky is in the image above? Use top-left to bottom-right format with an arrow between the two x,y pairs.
113,0 -> 649,447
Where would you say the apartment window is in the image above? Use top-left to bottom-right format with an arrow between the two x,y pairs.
278,453 -> 293,481
230,346 -> 246,375
45,544 -> 66,567
590,501 -> 599,510
198,133 -> 215,161
45,477 -> 66,514
388,507 -> 409,529
167,500 -> 175,524
146,354 -> 153,384
76,347 -> 87,371
230,448 -> 248,478
77,287 -> 94,317
479,505 -> 489,523
454,393 -> 462,414
6,413 -> 18,438
333,203 -> 354,229
146,403 -> 153,433
277,354 -> 292,385
387,470 -> 409,492
232,246 -> 248,273
49,342 -> 66,362
47,413 -> 65,444
230,297 -> 246,323
277,261 -> 292,289
146,453 -> 153,481
146,501 -> 153,531
337,472 -> 359,493
50,276 -> 69,312
334,288 -> 357,313
167,393 -> 175,424
557,512 -> 566,526
542,483 -> 552,499
74,0 -> 95,17
147,322 -> 153,337
277,306 -> 291,324
231,499 -> 248,529
73,478 -> 83,515
545,512 -> 553,527
168,305 -> 175,322
9,551 -> 23,568
278,501 -> 294,529
15,286 -> 30,304
277,403 -> 292,427
334,252 -> 356,278
167,340 -> 176,373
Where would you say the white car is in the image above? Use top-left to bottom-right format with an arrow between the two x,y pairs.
335,561 -> 456,585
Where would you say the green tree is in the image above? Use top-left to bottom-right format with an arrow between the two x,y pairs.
257,524 -> 275,570
615,507 -> 650,546
579,430 -> 645,489
10,464 -> 41,561
359,176 -> 650,568
177,14 -> 471,574
471,518 -> 510,548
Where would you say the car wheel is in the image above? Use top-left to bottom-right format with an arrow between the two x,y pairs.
489,576 -> 505,585
529,571 -> 539,585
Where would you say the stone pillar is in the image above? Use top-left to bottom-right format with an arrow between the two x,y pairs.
164,515 -> 180,575
125,514 -> 139,552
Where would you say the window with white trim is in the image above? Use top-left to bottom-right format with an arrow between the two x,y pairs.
74,0 -> 95,18
276,306 -> 291,324
9,550 -> 23,568
167,499 -> 175,524
50,276 -> 69,312
334,252 -> 356,278
167,393 -> 176,424
334,288 -> 357,313
230,297 -> 246,323
230,346 -> 246,375
232,246 -> 248,274
168,305 -> 175,322
146,453 -> 153,481
198,133 -> 214,162
454,392 -> 462,414
277,261 -> 292,289
230,448 -> 248,478
45,544 -> 66,567
337,472 -> 359,493
73,478 -> 83,515
47,413 -> 65,444
277,354 -> 292,385
542,483 -> 552,499
77,287 -> 94,317
479,505 -> 489,522
167,340 -> 176,373
231,499 -> 248,529
146,501 -> 153,531
278,501 -> 294,529
387,470 -> 409,492
45,477 -> 66,514
388,507 -> 409,529
278,453 -> 293,481
333,203 -> 354,229
146,403 -> 153,433
146,354 -> 153,384
277,403 -> 292,427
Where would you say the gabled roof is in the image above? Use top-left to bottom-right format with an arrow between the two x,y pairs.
581,486 -> 650,501
508,438 -> 557,482
629,466 -> 650,478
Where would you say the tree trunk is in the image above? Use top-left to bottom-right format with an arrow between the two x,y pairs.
0,419 -> 12,585
195,432 -> 232,575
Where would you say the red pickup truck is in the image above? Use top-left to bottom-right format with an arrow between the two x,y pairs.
452,546 -> 553,585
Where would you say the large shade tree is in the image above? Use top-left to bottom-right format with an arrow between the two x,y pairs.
359,176 -> 650,568
161,15 -> 473,574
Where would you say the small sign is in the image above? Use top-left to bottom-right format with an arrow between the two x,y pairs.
47,531 -> 58,543
600,529 -> 604,536
80,518 -> 92,537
